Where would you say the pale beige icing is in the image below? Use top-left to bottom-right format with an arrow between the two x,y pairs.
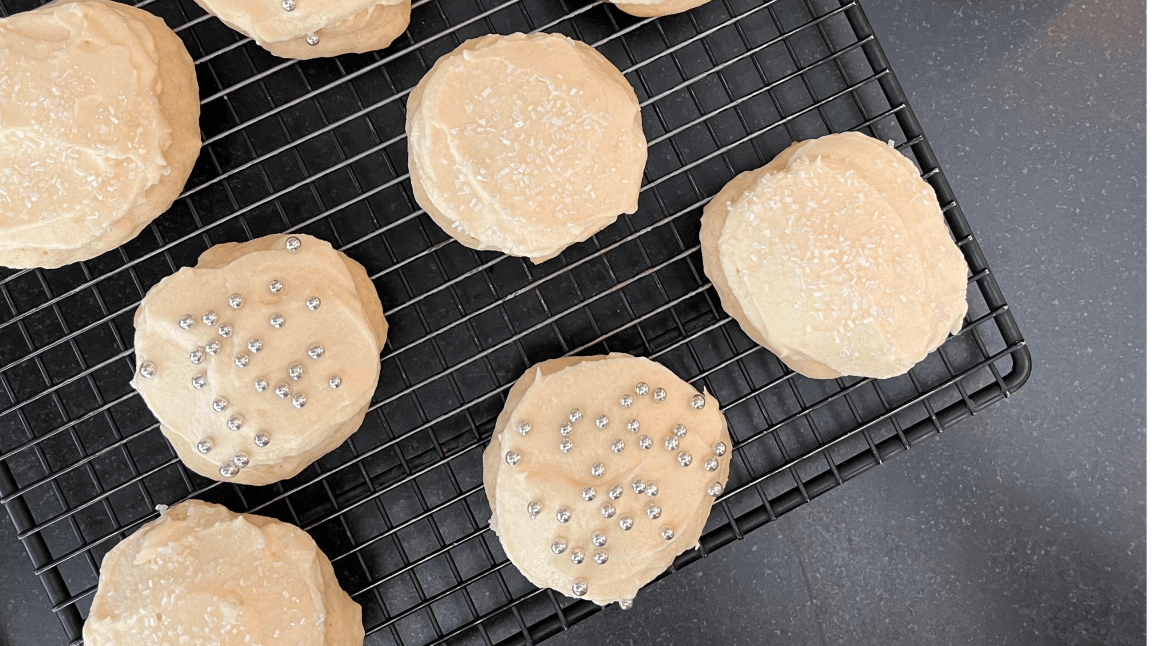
132,234 -> 388,486
609,0 -> 715,18
701,132 -> 969,379
407,33 -> 647,262
483,354 -> 731,607
83,500 -> 364,646
194,0 -> 404,44
0,1 -> 173,254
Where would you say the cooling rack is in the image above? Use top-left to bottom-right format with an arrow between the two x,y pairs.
0,0 -> 1031,643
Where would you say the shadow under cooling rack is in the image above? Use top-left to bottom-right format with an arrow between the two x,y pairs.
0,0 -> 1030,644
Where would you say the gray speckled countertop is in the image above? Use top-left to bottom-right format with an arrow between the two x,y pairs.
1,0 -> 1144,644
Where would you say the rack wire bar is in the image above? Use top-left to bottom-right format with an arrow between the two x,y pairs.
0,0 -> 1030,643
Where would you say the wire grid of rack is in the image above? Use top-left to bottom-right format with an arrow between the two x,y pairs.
0,0 -> 1031,643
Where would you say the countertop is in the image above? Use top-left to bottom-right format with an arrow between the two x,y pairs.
1,0 -> 1144,644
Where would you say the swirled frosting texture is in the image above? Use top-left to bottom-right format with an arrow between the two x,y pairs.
0,1 -> 171,254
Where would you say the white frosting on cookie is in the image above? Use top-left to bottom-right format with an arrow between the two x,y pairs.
132,234 -> 387,485
483,354 -> 731,606
83,500 -> 364,646
194,0 -> 404,44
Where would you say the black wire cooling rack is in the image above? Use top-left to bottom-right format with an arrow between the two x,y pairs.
0,0 -> 1031,643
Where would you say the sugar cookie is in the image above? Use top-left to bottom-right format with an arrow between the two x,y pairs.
0,0 -> 200,269
700,132 -> 969,379
483,354 -> 731,607
609,0 -> 715,18
407,33 -> 647,263
132,234 -> 388,485
83,500 -> 364,646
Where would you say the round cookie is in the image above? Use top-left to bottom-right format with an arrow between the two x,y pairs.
483,354 -> 732,607
406,33 -> 647,263
609,0 -> 715,18
191,0 -> 411,59
700,132 -> 969,380
0,0 -> 201,269
83,500 -> 364,645
132,234 -> 388,485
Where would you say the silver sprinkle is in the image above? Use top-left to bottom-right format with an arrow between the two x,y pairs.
227,416 -> 243,431
635,382 -> 649,396
661,526 -> 675,540
269,280 -> 283,294
505,450 -> 521,466
281,0 -> 295,10
609,485 -> 623,500
306,297 -> 321,311
673,424 -> 687,437
556,508 -> 571,523
254,433 -> 270,447
306,34 -> 320,46
139,362 -> 156,379
572,580 -> 588,597
631,478 -> 645,494
595,415 -> 609,428
217,323 -> 232,338
307,345 -> 325,360
248,338 -> 263,353
593,550 -> 608,565
228,293 -> 243,309
516,421 -> 532,436
220,463 -> 239,478
189,348 -> 204,364
611,439 -> 625,453
234,353 -> 250,368
255,379 -> 269,392
233,452 -> 249,468
708,482 -> 724,497
569,408 -> 582,423
705,457 -> 719,472
560,438 -> 573,453
691,394 -> 706,409
714,442 -> 727,457
527,501 -> 541,519
275,383 -> 291,398
285,236 -> 301,251
560,422 -> 572,436
646,482 -> 659,497
654,388 -> 667,401
639,435 -> 653,450
178,315 -> 194,330
627,419 -> 640,432
619,599 -> 633,610
289,364 -> 304,380
292,393 -> 307,409
551,540 -> 567,555
191,374 -> 206,389
664,436 -> 679,451
570,550 -> 584,564
618,516 -> 633,531
270,314 -> 285,328
582,486 -> 596,501
591,531 -> 607,547
647,503 -> 662,519
196,439 -> 212,454
329,376 -> 342,389
211,398 -> 228,413
620,394 -> 633,407
203,310 -> 218,326
678,451 -> 693,467
205,340 -> 221,355
591,463 -> 605,478
600,503 -> 615,518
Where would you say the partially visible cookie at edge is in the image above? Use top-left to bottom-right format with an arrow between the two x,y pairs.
191,0 -> 411,59
132,233 -> 388,486
483,354 -> 732,607
0,0 -> 201,269
608,0 -> 715,17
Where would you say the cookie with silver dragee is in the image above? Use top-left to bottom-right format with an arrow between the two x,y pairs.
483,354 -> 732,608
132,234 -> 387,485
